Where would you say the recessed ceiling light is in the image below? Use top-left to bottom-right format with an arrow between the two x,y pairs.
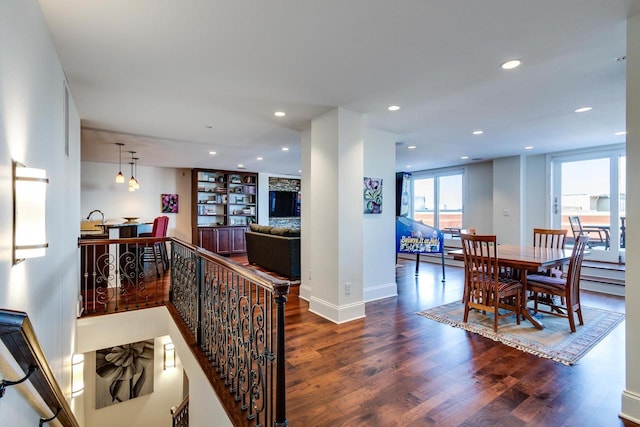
388,105 -> 401,111
472,130 -> 483,135
524,146 -> 534,150
257,156 -> 263,160
574,106 -> 592,113
461,156 -> 469,160
407,145 -> 417,149
501,59 -> 521,70
238,164 -> 245,169
274,111 -> 286,117
298,170 -> 302,173
405,165 -> 412,168
614,131 -> 627,136
209,151 -> 216,155
282,147 -> 289,151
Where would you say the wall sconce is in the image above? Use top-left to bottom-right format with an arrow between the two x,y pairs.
163,343 -> 175,370
12,161 -> 49,265
71,354 -> 84,398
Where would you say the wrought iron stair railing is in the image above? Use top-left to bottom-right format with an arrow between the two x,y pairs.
170,239 -> 289,427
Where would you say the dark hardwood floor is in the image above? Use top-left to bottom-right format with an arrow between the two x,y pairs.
281,258 -> 634,427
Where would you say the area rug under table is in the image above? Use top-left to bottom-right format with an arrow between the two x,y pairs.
417,301 -> 624,365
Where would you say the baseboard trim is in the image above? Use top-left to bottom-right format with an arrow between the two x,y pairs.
308,297 -> 365,324
621,390 -> 640,424
364,282 -> 398,302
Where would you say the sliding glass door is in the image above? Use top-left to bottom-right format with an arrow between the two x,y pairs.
551,146 -> 625,262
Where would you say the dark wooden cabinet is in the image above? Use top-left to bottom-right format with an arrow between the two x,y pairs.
197,226 -> 248,254
191,168 -> 257,254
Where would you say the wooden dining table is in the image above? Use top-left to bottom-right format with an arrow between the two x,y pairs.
450,244 -> 572,329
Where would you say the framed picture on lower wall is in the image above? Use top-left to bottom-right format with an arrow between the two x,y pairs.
95,339 -> 154,409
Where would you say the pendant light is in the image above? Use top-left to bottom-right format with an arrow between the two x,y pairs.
128,161 -> 136,192
128,151 -> 137,191
133,156 -> 140,189
115,143 -> 125,183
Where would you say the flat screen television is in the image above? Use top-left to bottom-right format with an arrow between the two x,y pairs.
269,191 -> 300,217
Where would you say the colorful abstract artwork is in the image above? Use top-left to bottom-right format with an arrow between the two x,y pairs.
161,193 -> 179,213
364,177 -> 383,214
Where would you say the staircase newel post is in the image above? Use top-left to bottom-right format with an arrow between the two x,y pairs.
273,282 -> 289,427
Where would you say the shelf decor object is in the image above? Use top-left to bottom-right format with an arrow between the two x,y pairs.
12,160 -> 49,264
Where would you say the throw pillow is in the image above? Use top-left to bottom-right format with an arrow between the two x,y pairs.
288,228 -> 301,236
270,227 -> 290,236
250,224 -> 273,234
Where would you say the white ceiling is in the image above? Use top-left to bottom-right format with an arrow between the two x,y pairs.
38,0 -> 639,175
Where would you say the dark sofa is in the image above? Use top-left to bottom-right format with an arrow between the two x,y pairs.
245,224 -> 301,279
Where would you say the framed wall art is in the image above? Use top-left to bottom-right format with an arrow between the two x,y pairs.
95,339 -> 154,409
161,193 -> 179,213
363,177 -> 383,214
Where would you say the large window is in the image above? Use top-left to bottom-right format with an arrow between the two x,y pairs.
412,171 -> 464,230
551,146 -> 625,262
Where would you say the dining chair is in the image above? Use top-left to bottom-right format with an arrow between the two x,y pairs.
533,228 -> 567,276
139,215 -> 169,275
460,234 -> 524,332
526,234 -> 590,332
568,215 -> 609,249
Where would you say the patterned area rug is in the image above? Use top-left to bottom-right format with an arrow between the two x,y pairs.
417,301 -> 624,365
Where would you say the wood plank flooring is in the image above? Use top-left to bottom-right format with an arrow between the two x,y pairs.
280,258 -> 634,427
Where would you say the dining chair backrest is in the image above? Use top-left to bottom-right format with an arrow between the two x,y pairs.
533,228 -> 567,250
565,234 -> 590,303
460,233 -> 499,283
151,215 -> 169,238
568,216 -> 583,240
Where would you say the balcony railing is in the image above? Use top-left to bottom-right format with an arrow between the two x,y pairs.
78,236 -> 170,315
171,240 -> 289,427
77,236 -> 289,426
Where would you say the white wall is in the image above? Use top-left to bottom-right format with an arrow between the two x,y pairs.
524,154 -> 549,244
493,156 -> 524,244
465,161 -> 494,234
363,128 -> 397,302
300,129 -> 312,300
77,308 -> 231,427
0,1 -> 81,425
80,162 -> 192,241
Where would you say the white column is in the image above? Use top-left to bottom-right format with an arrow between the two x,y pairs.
363,128 -> 397,302
621,11 -> 640,424
299,129 -> 312,300
306,108 -> 365,323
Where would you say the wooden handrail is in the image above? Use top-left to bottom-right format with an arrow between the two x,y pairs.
0,309 -> 79,427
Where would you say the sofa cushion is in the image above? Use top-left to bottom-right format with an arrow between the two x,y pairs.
270,227 -> 290,236
250,223 -> 273,234
287,228 -> 301,237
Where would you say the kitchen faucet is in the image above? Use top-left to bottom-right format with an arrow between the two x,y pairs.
86,209 -> 105,224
